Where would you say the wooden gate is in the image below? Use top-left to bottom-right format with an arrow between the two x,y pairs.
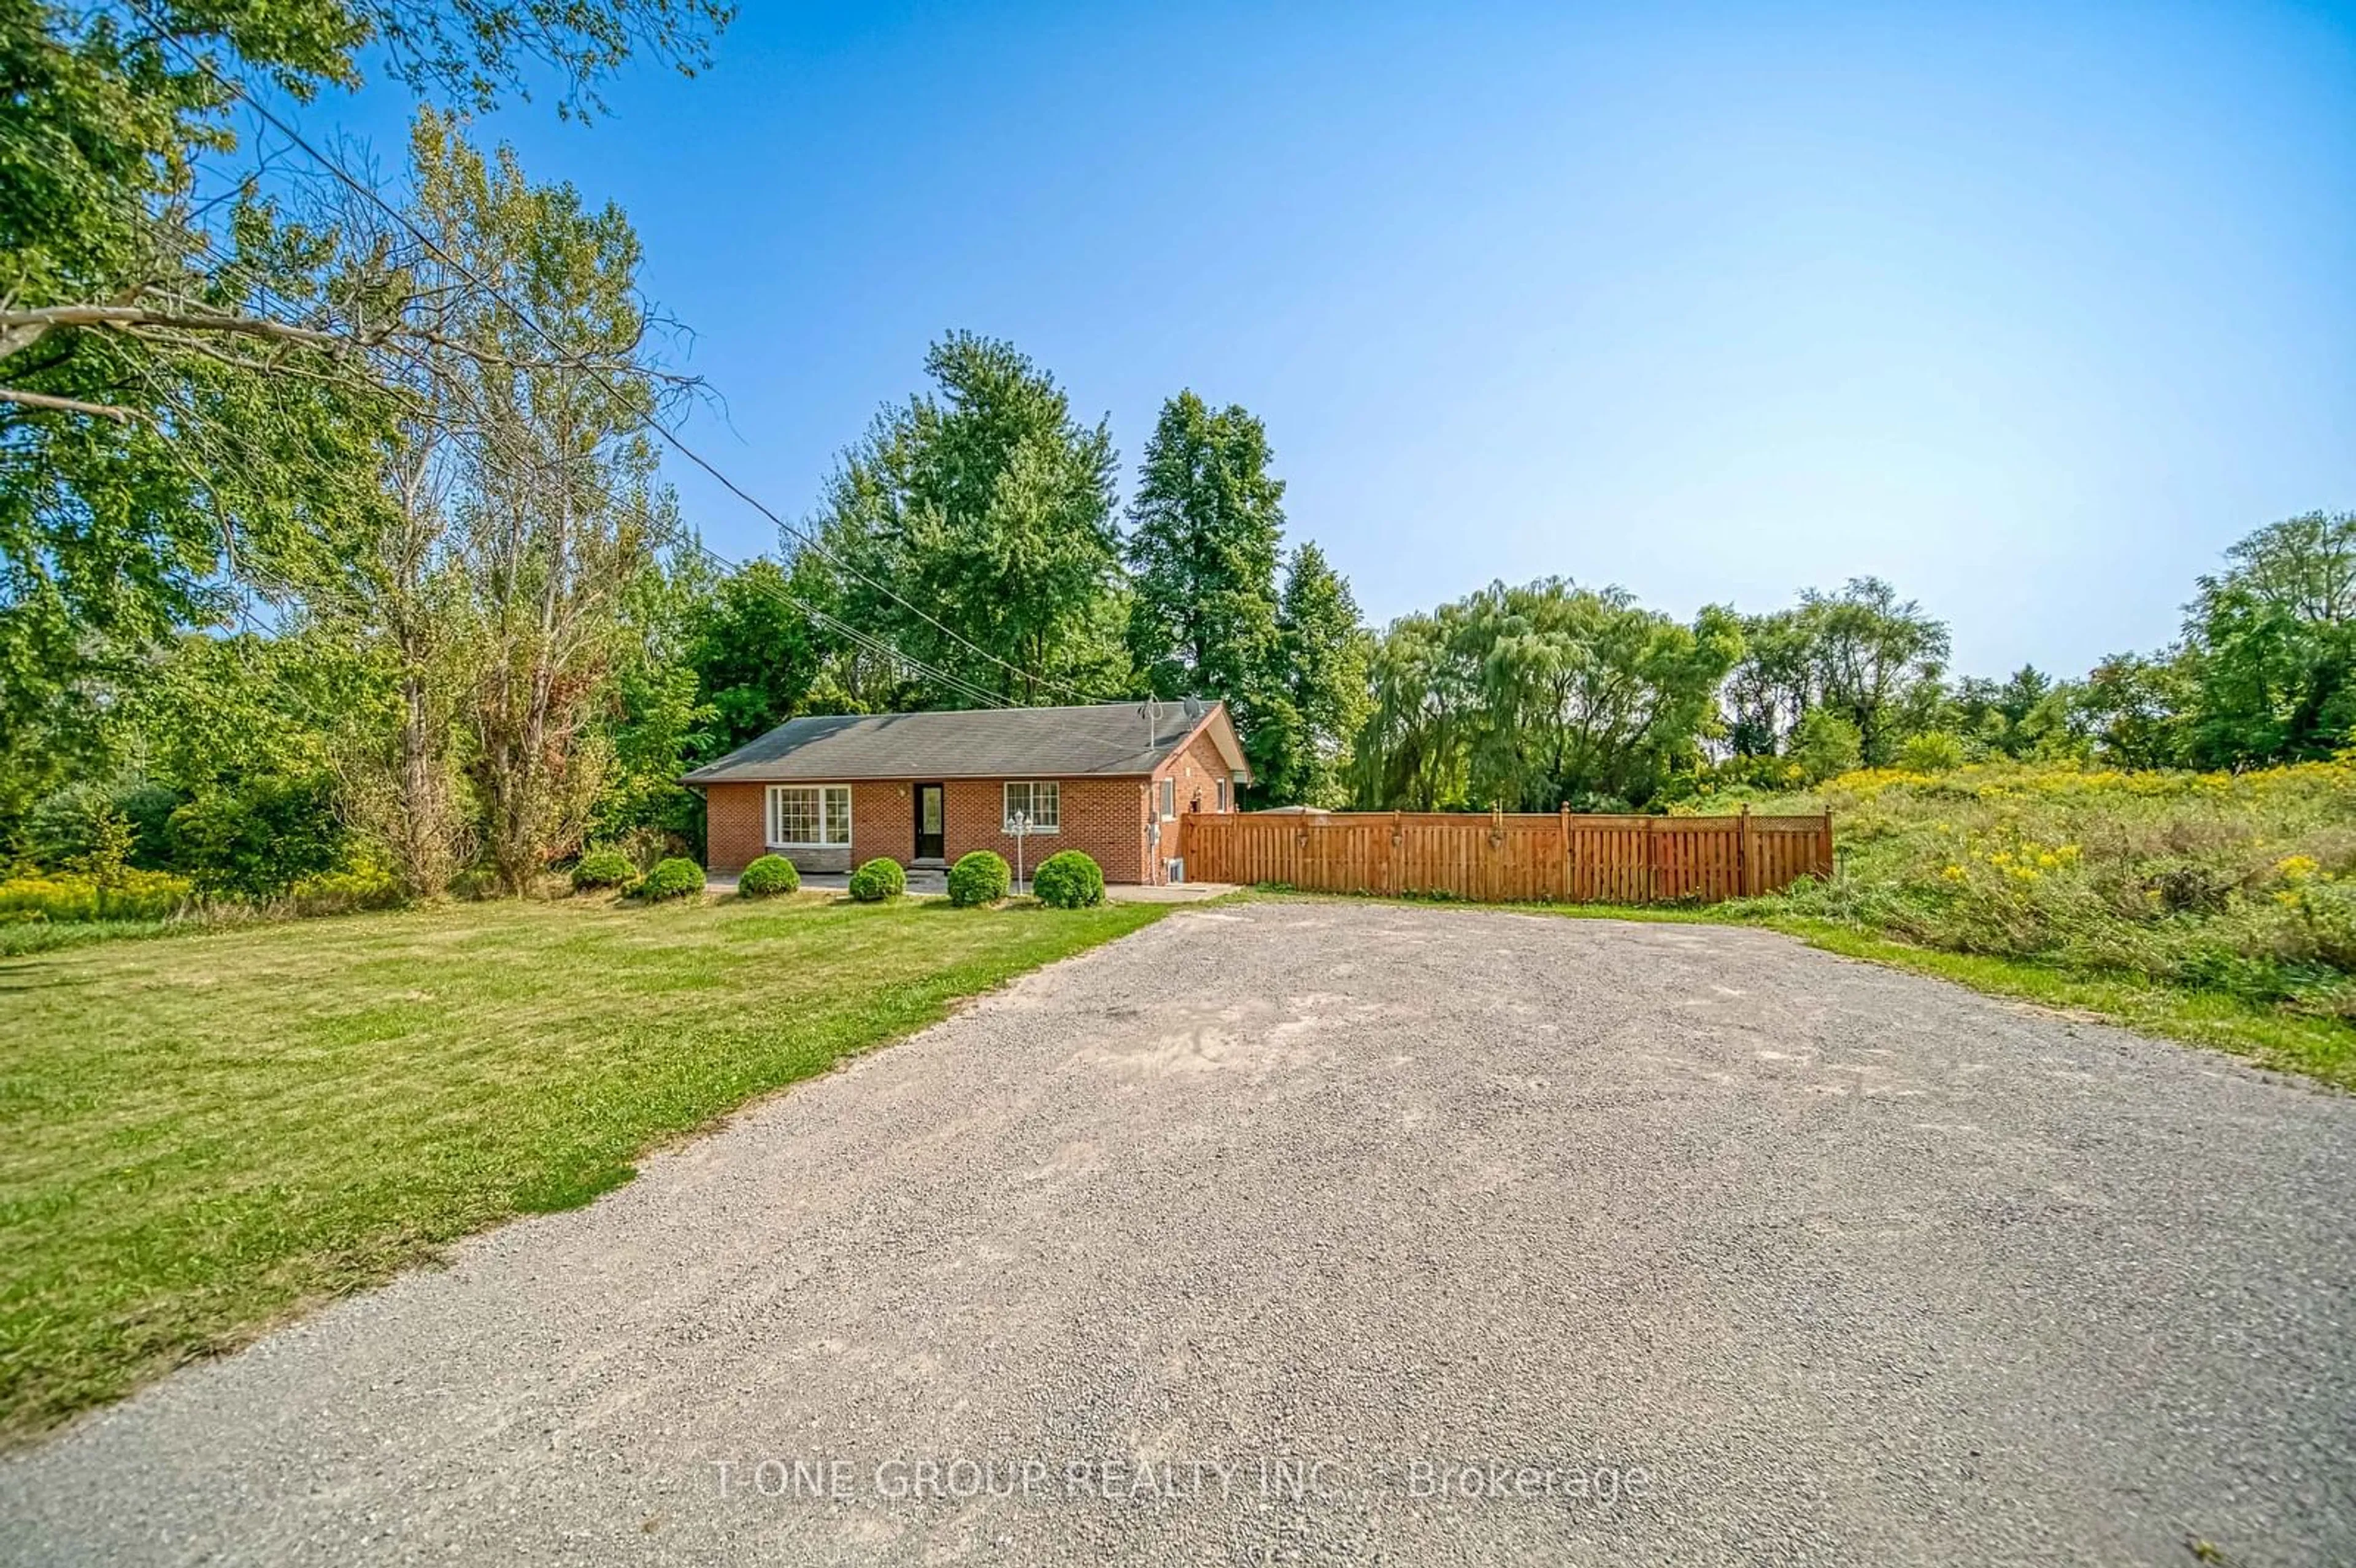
1176,806 -> 1831,904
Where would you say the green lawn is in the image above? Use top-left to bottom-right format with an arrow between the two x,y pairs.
0,891 -> 1165,1442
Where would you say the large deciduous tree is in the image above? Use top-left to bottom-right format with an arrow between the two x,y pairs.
1722,577 -> 1950,766
2182,511 -> 2355,766
436,126 -> 680,892
0,0 -> 728,840
1352,579 -> 1742,811
809,332 -> 1126,705
682,556 -> 822,756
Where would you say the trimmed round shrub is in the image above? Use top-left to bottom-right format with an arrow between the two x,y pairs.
847,858 -> 906,902
636,856 -> 705,902
1031,850 -> 1106,909
571,850 -> 636,891
738,853 -> 801,898
947,849 -> 1011,908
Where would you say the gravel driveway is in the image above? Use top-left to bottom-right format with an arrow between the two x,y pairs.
5,900 -> 2352,1566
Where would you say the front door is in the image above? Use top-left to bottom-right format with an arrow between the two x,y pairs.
914,782 -> 945,861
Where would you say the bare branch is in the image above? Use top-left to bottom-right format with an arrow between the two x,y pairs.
0,386 -> 141,420
0,302 -> 349,359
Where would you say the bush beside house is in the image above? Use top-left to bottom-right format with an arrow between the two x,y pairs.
1032,850 -> 1106,909
947,850 -> 1011,907
738,854 -> 800,897
637,858 -> 705,902
848,858 -> 906,902
571,850 -> 636,891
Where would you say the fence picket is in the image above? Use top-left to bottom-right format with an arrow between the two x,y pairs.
1176,810 -> 1831,905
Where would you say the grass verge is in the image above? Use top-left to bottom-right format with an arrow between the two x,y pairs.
0,891 -> 1163,1443
1762,917 -> 2355,1091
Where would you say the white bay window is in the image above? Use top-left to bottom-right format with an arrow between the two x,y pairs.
767,784 -> 852,848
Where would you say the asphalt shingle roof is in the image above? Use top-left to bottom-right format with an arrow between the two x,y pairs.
681,701 -> 1221,784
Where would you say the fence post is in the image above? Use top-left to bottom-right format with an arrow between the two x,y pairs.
1387,810 -> 1402,896
1817,810 -> 1834,880
1642,814 -> 1657,904
1738,802 -> 1754,897
1558,804 -> 1571,903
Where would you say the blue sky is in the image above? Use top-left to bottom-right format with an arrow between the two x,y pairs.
298,1 -> 2354,677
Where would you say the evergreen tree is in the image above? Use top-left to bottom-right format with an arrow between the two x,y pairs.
1260,543 -> 1369,807
1124,391 -> 1285,715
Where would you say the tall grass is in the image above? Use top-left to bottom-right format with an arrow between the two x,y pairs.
0,866 -> 405,955
1728,756 -> 2356,1019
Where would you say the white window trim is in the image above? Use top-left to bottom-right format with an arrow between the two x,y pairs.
1158,777 -> 1176,820
1002,780 -> 1061,835
766,783 -> 853,848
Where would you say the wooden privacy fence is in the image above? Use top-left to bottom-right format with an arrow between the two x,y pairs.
1176,806 -> 1832,905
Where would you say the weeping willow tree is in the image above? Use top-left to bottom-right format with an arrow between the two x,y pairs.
1350,578 -> 1743,812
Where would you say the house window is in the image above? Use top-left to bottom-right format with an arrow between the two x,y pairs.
1158,778 -> 1176,819
767,784 -> 852,847
1215,778 -> 1228,811
1003,780 -> 1059,833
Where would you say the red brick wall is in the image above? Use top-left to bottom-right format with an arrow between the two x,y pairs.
1160,726 -> 1236,817
1147,722 -> 1240,883
704,782 -> 766,875
702,775 -> 1162,881
943,777 -> 1152,883
848,779 -> 907,870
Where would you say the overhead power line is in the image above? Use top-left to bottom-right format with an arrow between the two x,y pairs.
129,9 -> 1113,710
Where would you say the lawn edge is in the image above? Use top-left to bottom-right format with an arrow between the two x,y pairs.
1,896 -> 1174,1449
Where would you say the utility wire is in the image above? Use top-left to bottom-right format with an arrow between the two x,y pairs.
128,14 -> 1203,779
132,10 -> 1117,709
148,209 -> 1036,723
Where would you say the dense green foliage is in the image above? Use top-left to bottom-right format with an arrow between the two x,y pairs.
1726,758 -> 2356,1030
847,857 -> 905,902
164,775 -> 345,899
947,849 -> 1011,907
1126,392 -> 1284,759
2,0 -> 2345,986
1122,393 -> 1367,805
682,556 -> 821,759
634,856 -> 703,901
1692,516 -> 2355,789
806,333 -> 1126,707
1352,578 -> 1742,811
1260,543 -> 1372,807
1031,849 -> 1106,909
570,850 -> 635,891
0,0 -> 730,830
736,853 -> 799,897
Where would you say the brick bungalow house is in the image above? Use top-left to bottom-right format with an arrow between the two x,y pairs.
685,699 -> 1249,884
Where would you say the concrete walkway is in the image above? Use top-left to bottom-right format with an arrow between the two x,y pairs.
704,869 -> 1234,902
